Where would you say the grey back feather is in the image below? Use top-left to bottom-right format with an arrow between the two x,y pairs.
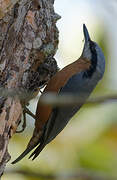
45,64 -> 105,144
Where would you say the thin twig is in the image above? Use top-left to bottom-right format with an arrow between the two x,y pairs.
39,93 -> 117,106
0,88 -> 117,106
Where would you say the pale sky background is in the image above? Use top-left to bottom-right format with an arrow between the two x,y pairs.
54,0 -> 117,90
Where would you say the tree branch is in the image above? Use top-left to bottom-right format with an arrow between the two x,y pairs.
0,89 -> 116,106
39,92 -> 117,106
0,0 -> 59,175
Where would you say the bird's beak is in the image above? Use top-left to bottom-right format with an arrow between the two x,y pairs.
83,24 -> 91,43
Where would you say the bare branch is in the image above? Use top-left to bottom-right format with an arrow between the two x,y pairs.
39,93 -> 117,107
0,88 -> 117,107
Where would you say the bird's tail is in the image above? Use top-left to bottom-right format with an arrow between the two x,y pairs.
29,142 -> 46,160
12,142 -> 46,164
12,128 -> 43,164
11,144 -> 37,164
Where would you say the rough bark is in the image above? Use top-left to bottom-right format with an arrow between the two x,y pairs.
0,0 -> 60,176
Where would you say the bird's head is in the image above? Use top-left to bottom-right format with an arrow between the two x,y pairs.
81,24 -> 105,77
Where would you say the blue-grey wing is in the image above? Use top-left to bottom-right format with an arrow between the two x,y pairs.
45,71 -> 99,144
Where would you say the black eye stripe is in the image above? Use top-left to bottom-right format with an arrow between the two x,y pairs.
90,41 -> 96,51
83,41 -> 97,78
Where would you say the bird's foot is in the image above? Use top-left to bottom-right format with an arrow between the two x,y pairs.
16,107 -> 36,133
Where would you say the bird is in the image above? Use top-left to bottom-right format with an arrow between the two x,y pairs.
12,24 -> 105,164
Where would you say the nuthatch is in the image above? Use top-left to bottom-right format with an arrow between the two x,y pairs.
12,24 -> 105,164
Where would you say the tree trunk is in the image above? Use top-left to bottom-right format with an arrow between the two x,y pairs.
0,0 -> 60,176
